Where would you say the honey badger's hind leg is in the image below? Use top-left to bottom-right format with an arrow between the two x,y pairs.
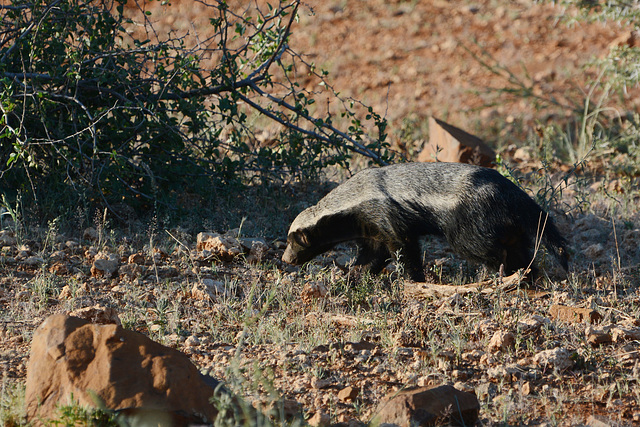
355,240 -> 392,275
497,233 -> 539,282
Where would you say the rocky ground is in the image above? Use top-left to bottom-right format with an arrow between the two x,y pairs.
1,176 -> 640,425
2,0 -> 640,425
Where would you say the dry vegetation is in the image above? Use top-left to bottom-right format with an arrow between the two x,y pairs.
2,0 -> 640,426
1,163 -> 640,425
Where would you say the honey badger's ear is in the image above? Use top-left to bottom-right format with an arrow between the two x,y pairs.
293,230 -> 310,247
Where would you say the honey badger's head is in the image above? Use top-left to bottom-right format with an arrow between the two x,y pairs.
283,227 -> 340,265
282,229 -> 312,264
283,206 -> 319,265
282,207 -> 345,265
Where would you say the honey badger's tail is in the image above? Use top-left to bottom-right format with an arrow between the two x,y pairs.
539,214 -> 569,271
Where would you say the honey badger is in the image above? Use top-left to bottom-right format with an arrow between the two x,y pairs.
282,162 -> 568,281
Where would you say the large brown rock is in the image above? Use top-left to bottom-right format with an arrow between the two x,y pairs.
25,314 -> 224,424
417,117 -> 495,166
372,384 -> 480,426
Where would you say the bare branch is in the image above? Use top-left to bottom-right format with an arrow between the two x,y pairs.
236,89 -> 388,165
246,82 -> 389,165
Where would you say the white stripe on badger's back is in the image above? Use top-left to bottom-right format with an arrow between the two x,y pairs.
288,162 -> 480,234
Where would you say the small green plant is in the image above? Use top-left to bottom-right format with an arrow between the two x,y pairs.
0,378 -> 24,427
29,270 -> 61,311
48,404 -> 117,427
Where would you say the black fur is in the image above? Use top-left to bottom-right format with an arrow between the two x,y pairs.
282,162 -> 569,281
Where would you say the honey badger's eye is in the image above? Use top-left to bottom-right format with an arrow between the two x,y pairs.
293,231 -> 310,247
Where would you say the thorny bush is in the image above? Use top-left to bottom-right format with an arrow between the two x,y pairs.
0,0 -> 392,219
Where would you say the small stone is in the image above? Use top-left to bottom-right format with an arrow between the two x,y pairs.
476,381 -> 497,401
417,117 -> 495,166
238,237 -> 267,252
308,411 -> 331,427
119,263 -> 144,280
479,353 -> 496,367
128,253 -> 145,264
462,350 -> 485,362
85,247 -> 97,260
513,146 -> 533,163
69,305 -> 121,325
372,384 -> 479,427
83,227 -> 98,241
586,326 -> 612,346
344,341 -> 377,352
453,382 -> 475,394
533,347 -> 574,371
49,262 -> 68,275
49,250 -> 67,262
184,335 -> 200,347
549,304 -> 602,324
611,326 -> 640,342
337,386 -> 359,402
191,279 -> 228,301
582,243 -> 604,259
91,254 -> 119,278
154,266 -> 178,278
521,381 -> 531,396
197,232 -> 243,261
518,315 -> 548,333
488,330 -> 516,353
487,365 -> 511,382
489,364 -> 522,382
586,414 -> 624,427
23,256 -> 45,266
301,281 -> 328,303
59,283 -> 89,299
312,378 -> 334,389
437,349 -> 455,360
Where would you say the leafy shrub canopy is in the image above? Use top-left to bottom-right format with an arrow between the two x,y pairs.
0,0 -> 392,218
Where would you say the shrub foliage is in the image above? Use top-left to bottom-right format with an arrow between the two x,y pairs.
0,0 -> 392,216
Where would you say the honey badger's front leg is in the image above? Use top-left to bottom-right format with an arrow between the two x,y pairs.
355,238 -> 425,282
354,240 -> 391,276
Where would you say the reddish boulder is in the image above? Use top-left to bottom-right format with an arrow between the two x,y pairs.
25,314 -> 224,424
418,117 -> 495,166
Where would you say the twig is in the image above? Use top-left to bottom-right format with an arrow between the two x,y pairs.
237,89 -> 388,164
0,0 -> 62,64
